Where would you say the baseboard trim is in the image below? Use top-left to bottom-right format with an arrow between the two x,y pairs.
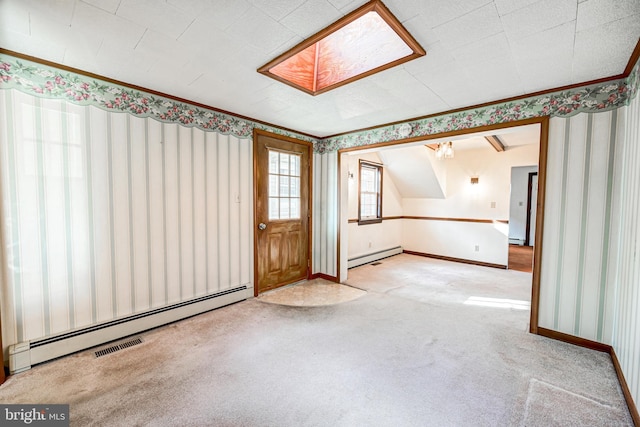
403,250 -> 507,270
536,327 -> 610,353
536,327 -> 639,425
348,246 -> 403,268
403,216 -> 508,224
611,347 -> 640,426
310,273 -> 339,283
348,216 -> 508,224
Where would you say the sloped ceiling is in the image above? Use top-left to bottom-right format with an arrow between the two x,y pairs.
375,123 -> 540,199
378,146 -> 447,199
0,0 -> 639,137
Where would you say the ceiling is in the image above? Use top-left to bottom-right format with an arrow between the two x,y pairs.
1,0 -> 639,138
427,123 -> 541,151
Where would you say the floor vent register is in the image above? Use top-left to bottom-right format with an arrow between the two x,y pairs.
95,337 -> 143,358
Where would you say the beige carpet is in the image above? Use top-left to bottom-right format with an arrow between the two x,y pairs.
522,379 -> 630,426
0,254 -> 632,426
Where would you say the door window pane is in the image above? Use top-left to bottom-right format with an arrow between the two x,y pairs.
269,175 -> 279,197
268,150 -> 302,220
279,176 -> 290,197
290,198 -> 300,218
280,198 -> 290,218
269,197 -> 279,218
269,151 -> 279,174
291,155 -> 300,176
279,153 -> 290,174
290,177 -> 300,197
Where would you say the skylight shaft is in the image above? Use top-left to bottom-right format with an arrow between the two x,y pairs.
257,0 -> 425,95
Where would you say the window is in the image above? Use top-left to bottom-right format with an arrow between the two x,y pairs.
268,149 -> 301,220
358,160 -> 382,224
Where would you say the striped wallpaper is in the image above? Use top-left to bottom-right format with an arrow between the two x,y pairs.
538,95 -> 640,415
0,89 -> 253,348
612,86 -> 640,409
539,112 -> 621,344
312,152 -> 338,278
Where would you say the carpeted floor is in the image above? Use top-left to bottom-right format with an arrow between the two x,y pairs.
0,254 -> 632,426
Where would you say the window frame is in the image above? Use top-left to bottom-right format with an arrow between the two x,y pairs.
267,148 -> 302,221
358,160 -> 383,225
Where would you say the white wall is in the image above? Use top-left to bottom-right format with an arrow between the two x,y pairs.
509,165 -> 538,244
402,143 -> 539,266
402,219 -> 509,265
346,152 -> 403,260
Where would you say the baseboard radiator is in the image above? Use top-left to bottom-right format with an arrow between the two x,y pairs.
9,286 -> 251,374
348,246 -> 403,269
509,238 -> 525,245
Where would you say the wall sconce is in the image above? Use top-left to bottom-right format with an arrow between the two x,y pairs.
470,177 -> 479,185
348,171 -> 354,180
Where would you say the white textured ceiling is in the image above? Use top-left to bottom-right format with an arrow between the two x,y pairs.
0,0 -> 639,137
446,123 -> 541,151
396,123 -> 541,152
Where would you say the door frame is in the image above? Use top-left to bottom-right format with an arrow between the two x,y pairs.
252,129 -> 313,297
525,171 -> 538,246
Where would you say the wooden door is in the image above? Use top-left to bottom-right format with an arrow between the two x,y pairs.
254,130 -> 311,295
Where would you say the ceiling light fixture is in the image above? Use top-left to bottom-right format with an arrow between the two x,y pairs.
258,0 -> 426,95
435,141 -> 454,160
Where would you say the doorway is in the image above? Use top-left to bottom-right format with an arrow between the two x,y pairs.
253,130 -> 312,295
337,118 -> 549,334
508,166 -> 538,272
525,172 -> 538,246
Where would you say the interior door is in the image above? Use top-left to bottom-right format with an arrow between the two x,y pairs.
254,130 -> 311,295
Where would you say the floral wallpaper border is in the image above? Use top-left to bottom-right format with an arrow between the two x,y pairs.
1,51 -> 639,154
319,58 -> 640,153
0,53 -> 318,145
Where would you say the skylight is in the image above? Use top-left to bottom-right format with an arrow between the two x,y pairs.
258,0 -> 425,96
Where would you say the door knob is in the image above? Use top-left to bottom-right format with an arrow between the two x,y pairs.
258,223 -> 267,230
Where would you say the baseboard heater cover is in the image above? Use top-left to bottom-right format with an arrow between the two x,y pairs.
348,246 -> 403,269
9,286 -> 251,374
